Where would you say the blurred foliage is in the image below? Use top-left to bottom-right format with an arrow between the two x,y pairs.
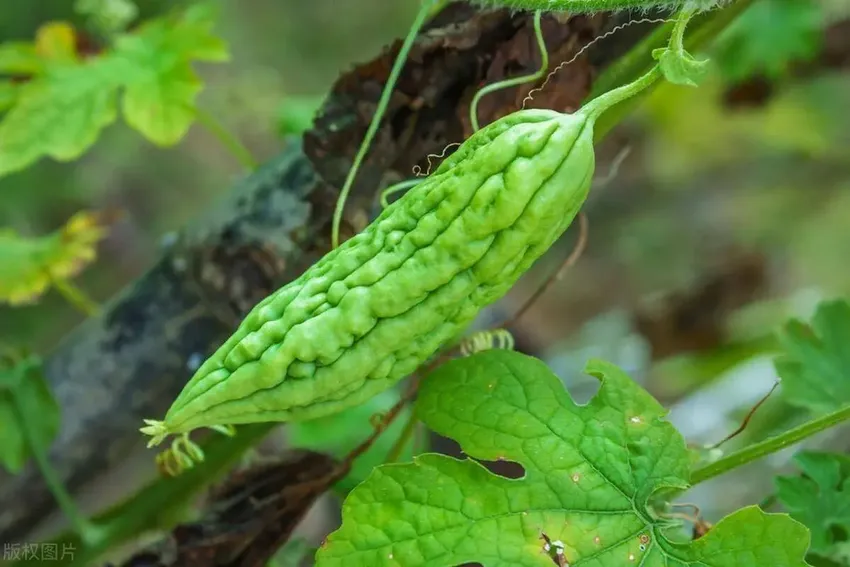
776,451 -> 850,563
277,94 -> 324,137
714,0 -> 825,83
0,0 -> 419,357
0,3 -> 229,177
0,355 -> 59,474
74,0 -> 139,35
269,537 -> 316,567
775,300 -> 850,415
0,210 -> 110,306
289,389 -> 415,494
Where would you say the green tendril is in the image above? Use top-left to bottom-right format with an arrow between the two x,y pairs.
331,1 -> 436,249
580,5 -> 704,122
469,11 -> 548,132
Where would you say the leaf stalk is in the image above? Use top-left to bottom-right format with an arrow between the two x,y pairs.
690,404 -> 850,486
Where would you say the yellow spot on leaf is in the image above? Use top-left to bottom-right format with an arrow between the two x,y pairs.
35,22 -> 78,63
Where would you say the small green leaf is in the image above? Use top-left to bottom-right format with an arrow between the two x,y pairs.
317,350 -> 810,567
0,22 -> 124,177
653,46 -> 710,87
289,389 -> 415,494
776,452 -> 850,563
0,64 -> 120,175
118,57 -> 201,145
111,3 -> 229,145
775,299 -> 850,415
0,356 -> 60,475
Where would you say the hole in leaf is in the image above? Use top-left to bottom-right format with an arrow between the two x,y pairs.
430,436 -> 526,479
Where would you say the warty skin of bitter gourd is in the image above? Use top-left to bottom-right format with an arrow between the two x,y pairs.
148,107 -> 596,440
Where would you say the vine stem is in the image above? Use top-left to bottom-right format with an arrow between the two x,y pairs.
690,404 -> 850,486
582,3 -> 700,124
10,393 -> 104,547
51,276 -> 101,317
469,10 -> 548,131
672,4 -> 698,51
192,107 -> 259,172
331,0 -> 435,249
581,64 -> 662,123
385,410 -> 420,463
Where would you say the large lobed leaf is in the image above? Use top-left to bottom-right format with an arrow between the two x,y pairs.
774,299 -> 850,415
316,350 -> 810,566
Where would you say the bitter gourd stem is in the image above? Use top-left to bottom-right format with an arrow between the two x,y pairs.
672,4 -> 698,51
690,404 -> 850,486
331,1 -> 435,249
580,64 -> 661,123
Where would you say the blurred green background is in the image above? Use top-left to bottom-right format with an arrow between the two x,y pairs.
0,0 -> 418,350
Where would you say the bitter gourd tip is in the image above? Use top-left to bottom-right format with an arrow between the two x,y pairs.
140,419 -> 169,448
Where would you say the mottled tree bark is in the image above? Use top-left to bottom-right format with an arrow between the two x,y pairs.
0,5 -> 654,542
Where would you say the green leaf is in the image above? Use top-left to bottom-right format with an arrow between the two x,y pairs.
774,299 -> 850,415
0,42 -> 44,75
0,356 -> 60,474
0,20 -> 123,176
112,3 -> 229,145
0,81 -> 18,111
653,46 -> 710,88
714,0 -> 824,83
289,389 -> 415,494
317,350 -> 810,567
0,60 -> 120,175
776,452 -> 850,564
0,4 -> 229,176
